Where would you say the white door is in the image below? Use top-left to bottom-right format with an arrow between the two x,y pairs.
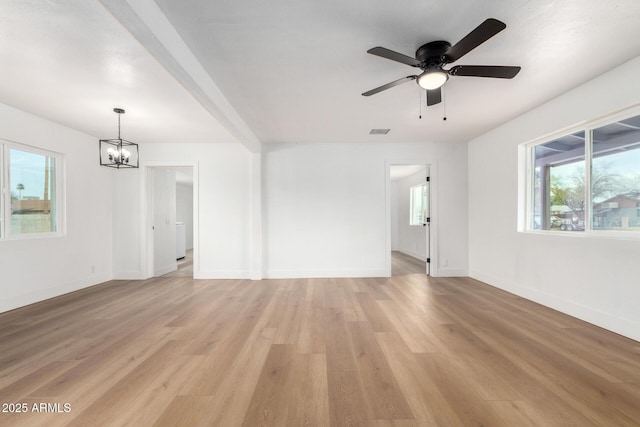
152,168 -> 177,276
424,171 -> 431,275
412,171 -> 430,275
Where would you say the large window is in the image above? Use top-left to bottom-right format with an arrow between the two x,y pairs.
526,110 -> 640,234
0,141 -> 63,239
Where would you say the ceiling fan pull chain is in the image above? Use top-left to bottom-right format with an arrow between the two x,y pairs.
419,90 -> 422,119
443,86 -> 447,121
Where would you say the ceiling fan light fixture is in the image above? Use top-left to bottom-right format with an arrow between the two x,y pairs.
417,70 -> 448,90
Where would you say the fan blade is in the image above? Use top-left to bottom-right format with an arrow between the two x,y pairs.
367,47 -> 421,67
445,18 -> 506,63
450,65 -> 521,78
362,76 -> 417,96
426,88 -> 442,106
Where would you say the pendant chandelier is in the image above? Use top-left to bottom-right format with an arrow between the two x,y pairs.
99,108 -> 139,169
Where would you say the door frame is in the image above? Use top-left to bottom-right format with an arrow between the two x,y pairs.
385,159 -> 438,277
140,161 -> 199,279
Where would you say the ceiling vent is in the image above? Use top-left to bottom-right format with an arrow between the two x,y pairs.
369,128 -> 390,135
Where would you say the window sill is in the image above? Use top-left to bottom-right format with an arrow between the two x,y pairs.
520,229 -> 640,241
0,231 -> 65,242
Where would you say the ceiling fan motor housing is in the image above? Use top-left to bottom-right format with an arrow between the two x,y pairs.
415,41 -> 451,68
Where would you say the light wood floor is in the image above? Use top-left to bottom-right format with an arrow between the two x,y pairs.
391,251 -> 426,276
1,274 -> 640,426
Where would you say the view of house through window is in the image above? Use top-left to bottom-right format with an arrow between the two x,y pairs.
591,116 -> 640,230
0,143 -> 60,238
529,111 -> 640,233
533,131 -> 586,231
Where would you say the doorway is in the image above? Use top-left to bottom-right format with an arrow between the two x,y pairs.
143,163 -> 197,279
165,167 -> 194,278
387,163 -> 432,276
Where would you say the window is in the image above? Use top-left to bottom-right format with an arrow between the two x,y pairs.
0,140 -> 63,239
591,116 -> 640,231
532,131 -> 586,231
410,183 -> 427,225
525,109 -> 640,234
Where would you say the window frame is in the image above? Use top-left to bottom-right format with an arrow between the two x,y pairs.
521,105 -> 640,239
409,182 -> 427,226
0,138 -> 65,241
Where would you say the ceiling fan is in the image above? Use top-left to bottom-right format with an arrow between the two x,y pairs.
362,18 -> 521,106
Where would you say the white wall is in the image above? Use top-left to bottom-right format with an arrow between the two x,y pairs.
111,170 -> 141,278
468,56 -> 640,341
112,142 -> 251,279
176,183 -> 194,250
263,142 -> 467,278
0,103 -> 113,313
392,168 -> 428,261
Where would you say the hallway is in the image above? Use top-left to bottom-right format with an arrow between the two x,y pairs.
391,251 -> 426,276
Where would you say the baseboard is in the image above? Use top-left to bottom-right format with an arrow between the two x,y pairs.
469,269 -> 640,342
265,269 -> 388,279
0,272 -> 113,314
112,269 -> 252,280
435,267 -> 467,277
112,271 -> 145,280
194,270 -> 251,279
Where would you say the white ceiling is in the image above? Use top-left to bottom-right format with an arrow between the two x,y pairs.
0,0 -> 235,144
2,0 -> 640,148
